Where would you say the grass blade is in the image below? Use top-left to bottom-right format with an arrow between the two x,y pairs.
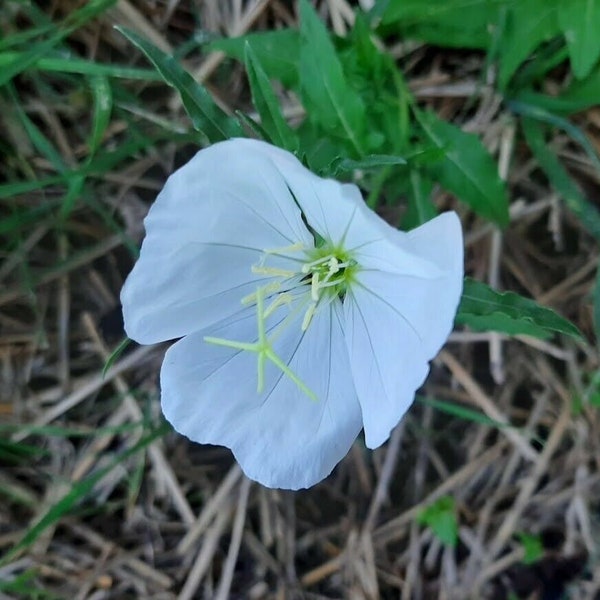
117,26 -> 243,142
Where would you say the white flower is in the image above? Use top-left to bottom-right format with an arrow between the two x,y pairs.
121,138 -> 463,490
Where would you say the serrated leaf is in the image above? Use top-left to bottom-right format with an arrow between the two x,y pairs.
417,496 -> 458,547
244,43 -> 298,152
209,30 -> 301,88
117,27 -> 243,142
558,0 -> 600,79
456,278 -> 583,340
415,110 -> 509,227
299,0 -> 367,156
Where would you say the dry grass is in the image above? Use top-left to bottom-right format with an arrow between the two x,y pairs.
1,1 -> 600,599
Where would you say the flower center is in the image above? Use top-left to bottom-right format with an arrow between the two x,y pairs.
204,240 -> 357,400
298,246 -> 356,329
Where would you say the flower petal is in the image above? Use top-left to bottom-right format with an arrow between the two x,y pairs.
344,213 -> 463,449
344,283 -> 430,449
227,139 -> 391,249
355,212 -> 463,357
160,300 -> 362,489
121,140 -> 313,344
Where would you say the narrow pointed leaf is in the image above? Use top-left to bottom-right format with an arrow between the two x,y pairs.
498,0 -> 559,89
403,170 -> 437,228
210,30 -> 301,88
88,75 -> 113,155
298,0 -> 367,156
416,110 -> 509,227
521,117 -> 600,243
456,278 -> 582,340
244,43 -> 298,151
117,27 -> 243,142
0,0 -> 117,86
330,154 -> 407,174
558,0 -> 600,79
594,263 -> 600,345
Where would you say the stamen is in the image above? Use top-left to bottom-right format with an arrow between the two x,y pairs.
301,255 -> 335,273
264,242 -> 305,255
311,272 -> 320,302
252,265 -> 296,278
241,281 -> 281,306
320,277 -> 346,289
302,303 -> 316,331
264,292 -> 293,318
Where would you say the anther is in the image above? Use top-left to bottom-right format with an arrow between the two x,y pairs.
264,292 -> 293,318
241,281 -> 281,305
264,242 -> 305,255
252,265 -> 296,278
311,272 -> 320,302
302,303 -> 317,331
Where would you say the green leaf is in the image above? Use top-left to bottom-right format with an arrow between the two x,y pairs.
88,75 -> 113,155
7,84 -> 66,173
511,101 -> 600,175
0,51 -> 162,80
415,110 -> 509,227
330,154 -> 407,174
402,170 -> 436,228
117,27 -> 243,142
1,423 -> 168,565
558,63 -> 600,112
558,0 -> 600,79
299,0 -> 367,156
209,30 -> 301,88
379,0 -> 511,49
517,532 -> 544,565
594,269 -> 600,345
417,496 -> 458,547
498,0 -> 560,89
510,89 -> 595,116
521,117 -> 600,243
102,337 -> 132,377
342,15 -> 411,154
417,395 -> 509,428
244,43 -> 298,152
456,278 -> 583,340
0,0 -> 117,86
